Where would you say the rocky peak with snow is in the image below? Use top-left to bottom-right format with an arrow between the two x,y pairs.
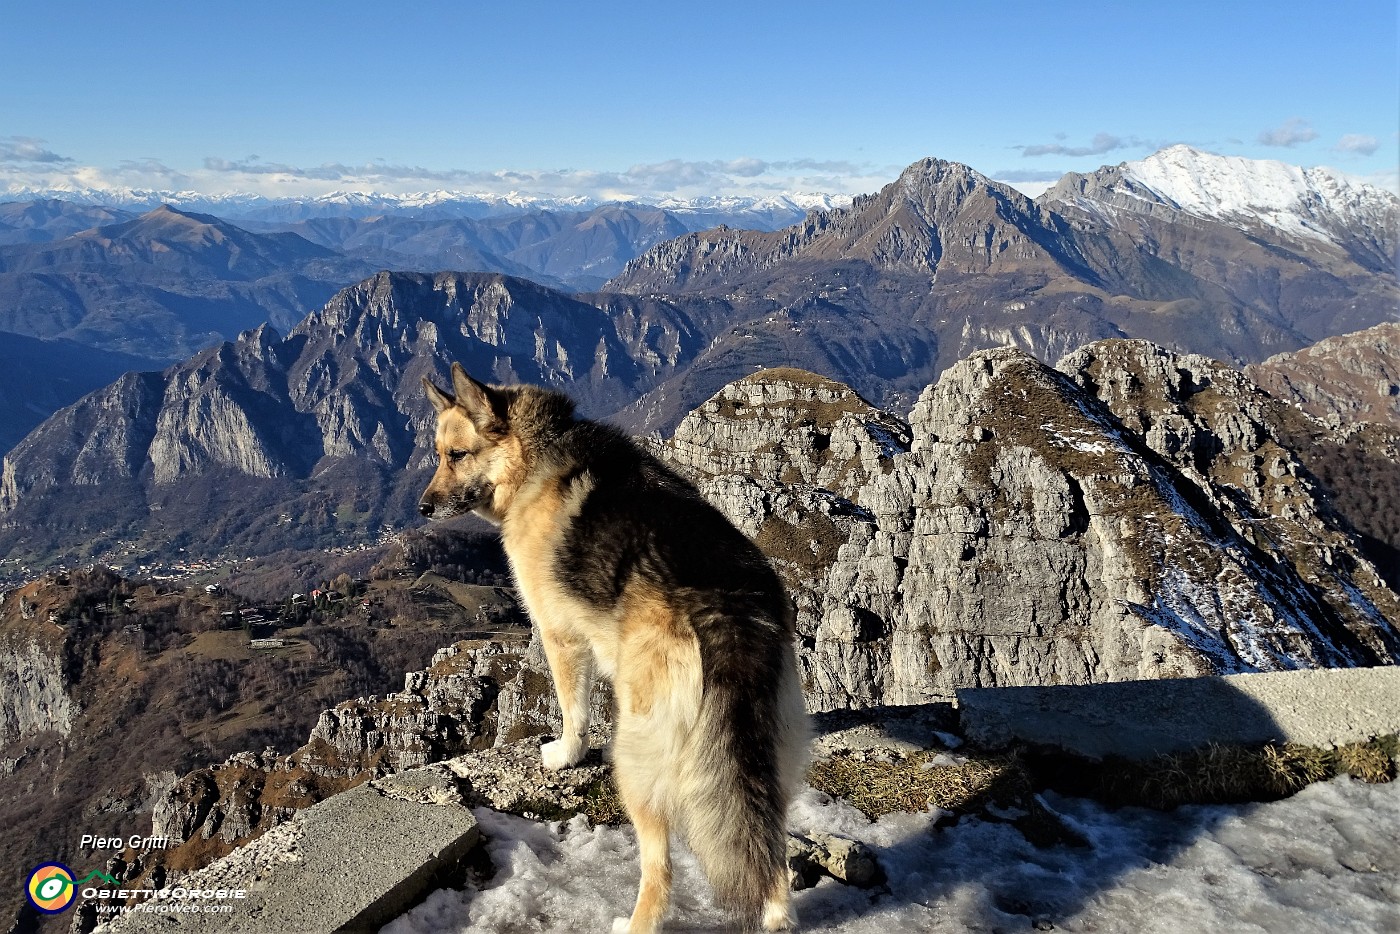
1042,145 -> 1399,270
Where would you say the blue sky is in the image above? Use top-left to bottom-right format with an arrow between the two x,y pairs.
2,0 -> 1396,199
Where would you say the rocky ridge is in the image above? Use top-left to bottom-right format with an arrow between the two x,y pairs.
145,631 -> 616,871
609,150 -> 1398,394
610,158 -> 1093,290
0,270 -> 713,529
1246,321 -> 1400,428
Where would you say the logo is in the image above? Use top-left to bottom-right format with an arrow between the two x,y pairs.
23,860 -> 246,917
26,863 -> 76,914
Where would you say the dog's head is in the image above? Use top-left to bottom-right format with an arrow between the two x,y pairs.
418,363 -> 522,524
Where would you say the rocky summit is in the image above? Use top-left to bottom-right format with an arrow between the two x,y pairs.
653,346 -> 1400,711
1246,321 -> 1400,429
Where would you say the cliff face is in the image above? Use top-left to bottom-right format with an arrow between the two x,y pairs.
0,635 -> 74,745
656,345 -> 1400,711
0,271 -> 708,512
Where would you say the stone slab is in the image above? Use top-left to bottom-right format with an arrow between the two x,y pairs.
957,666 -> 1400,760
98,766 -> 479,934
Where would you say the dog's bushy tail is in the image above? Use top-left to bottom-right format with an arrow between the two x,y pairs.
676,640 -> 808,928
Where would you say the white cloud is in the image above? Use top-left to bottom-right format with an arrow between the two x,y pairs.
989,169 -> 1066,198
1333,133 -> 1379,156
1257,118 -> 1318,147
0,135 -> 72,164
1362,168 -> 1399,196
1015,133 -> 1145,158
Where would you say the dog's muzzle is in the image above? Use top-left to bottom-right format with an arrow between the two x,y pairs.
419,483 -> 493,520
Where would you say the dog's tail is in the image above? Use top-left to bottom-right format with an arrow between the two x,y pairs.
676,633 -> 808,928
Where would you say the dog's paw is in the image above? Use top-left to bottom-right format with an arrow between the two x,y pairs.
540,738 -> 582,771
610,918 -> 632,934
762,897 -> 793,931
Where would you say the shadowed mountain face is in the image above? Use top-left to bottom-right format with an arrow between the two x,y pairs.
0,271 -> 718,569
0,206 -> 378,361
0,333 -> 152,454
0,198 -> 135,245
1244,323 -> 1400,587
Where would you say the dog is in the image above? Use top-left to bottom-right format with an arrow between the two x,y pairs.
419,363 -> 809,933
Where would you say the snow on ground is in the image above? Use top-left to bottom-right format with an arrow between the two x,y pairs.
383,777 -> 1400,933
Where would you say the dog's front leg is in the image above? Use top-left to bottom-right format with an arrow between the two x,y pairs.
539,624 -> 593,770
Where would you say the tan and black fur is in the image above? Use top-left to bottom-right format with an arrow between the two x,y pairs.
420,363 -> 809,933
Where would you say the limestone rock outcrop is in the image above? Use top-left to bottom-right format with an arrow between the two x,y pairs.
658,349 -> 1400,712
0,638 -> 74,744
122,343 -> 1400,884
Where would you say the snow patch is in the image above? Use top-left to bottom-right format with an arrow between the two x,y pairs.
383,778 -> 1400,933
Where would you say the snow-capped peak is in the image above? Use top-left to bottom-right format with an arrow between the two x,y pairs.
0,185 -> 850,221
1116,144 -> 1397,245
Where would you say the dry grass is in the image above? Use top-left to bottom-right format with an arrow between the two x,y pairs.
808,750 -> 1026,818
809,736 -> 1397,825
1059,737 -> 1395,810
508,777 -> 628,826
1332,739 -> 1396,784
580,777 -> 629,825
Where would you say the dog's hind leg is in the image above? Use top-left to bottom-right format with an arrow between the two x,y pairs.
612,788 -> 672,934
761,873 -> 794,931
539,623 -> 593,770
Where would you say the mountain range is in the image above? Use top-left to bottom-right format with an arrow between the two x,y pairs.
1,186 -> 847,227
607,146 -> 1397,428
0,205 -> 375,361
0,194 -> 844,397
0,146 -> 1396,574
2,146 -> 1399,933
0,198 -> 815,447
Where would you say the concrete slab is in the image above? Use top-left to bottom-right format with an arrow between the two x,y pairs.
98,766 -> 479,934
957,666 -> 1400,760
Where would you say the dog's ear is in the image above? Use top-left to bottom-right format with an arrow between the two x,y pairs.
422,376 -> 455,414
451,363 -> 508,434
